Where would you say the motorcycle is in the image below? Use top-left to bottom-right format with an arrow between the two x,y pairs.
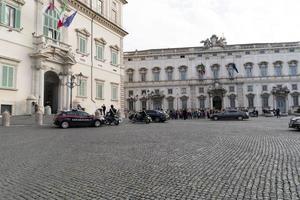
102,114 -> 121,125
129,111 -> 151,124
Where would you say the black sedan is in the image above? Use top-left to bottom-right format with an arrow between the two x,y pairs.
145,110 -> 167,122
211,110 -> 249,121
54,110 -> 102,128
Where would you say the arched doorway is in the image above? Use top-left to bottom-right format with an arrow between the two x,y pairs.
44,71 -> 59,113
213,96 -> 222,110
276,96 -> 287,113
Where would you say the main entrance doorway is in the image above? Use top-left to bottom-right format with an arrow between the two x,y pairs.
276,96 -> 286,113
213,96 -> 222,110
44,71 -> 59,113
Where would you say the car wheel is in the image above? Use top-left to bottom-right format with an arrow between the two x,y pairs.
238,116 -> 243,120
155,117 -> 160,123
114,120 -> 119,125
94,120 -> 101,127
60,121 -> 69,129
213,116 -> 218,121
145,118 -> 150,124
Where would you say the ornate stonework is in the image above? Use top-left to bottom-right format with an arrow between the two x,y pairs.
201,34 -> 227,49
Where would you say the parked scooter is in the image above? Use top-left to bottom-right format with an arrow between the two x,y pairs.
129,111 -> 151,124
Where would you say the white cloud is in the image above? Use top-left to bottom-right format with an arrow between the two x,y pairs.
123,0 -> 300,51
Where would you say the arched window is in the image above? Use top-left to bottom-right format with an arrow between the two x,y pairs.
43,9 -> 61,41
244,62 -> 254,78
126,68 -> 134,82
273,61 -> 283,77
165,66 -> 173,81
288,60 -> 298,76
178,66 -> 187,80
139,68 -> 147,82
258,62 -> 268,77
152,67 -> 161,81
211,64 -> 220,79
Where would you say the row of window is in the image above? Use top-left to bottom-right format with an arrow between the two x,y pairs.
127,49 -> 297,62
77,80 -> 118,101
127,62 -> 298,82
128,84 -> 298,99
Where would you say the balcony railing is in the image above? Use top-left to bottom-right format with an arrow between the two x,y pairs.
33,35 -> 72,51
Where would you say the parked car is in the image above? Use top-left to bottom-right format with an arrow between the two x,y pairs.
145,110 -> 168,122
211,110 -> 249,121
289,116 -> 300,130
53,110 -> 102,128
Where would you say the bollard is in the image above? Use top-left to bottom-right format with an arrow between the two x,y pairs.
35,110 -> 43,126
95,110 -> 101,119
2,111 -> 10,127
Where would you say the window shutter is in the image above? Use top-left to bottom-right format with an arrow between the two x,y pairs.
15,7 -> 21,29
2,66 -> 8,87
0,2 -> 6,24
8,67 -> 13,87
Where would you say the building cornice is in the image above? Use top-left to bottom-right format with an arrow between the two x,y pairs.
68,0 -> 128,37
124,41 -> 300,58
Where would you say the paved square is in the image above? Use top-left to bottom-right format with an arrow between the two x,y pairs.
0,117 -> 300,199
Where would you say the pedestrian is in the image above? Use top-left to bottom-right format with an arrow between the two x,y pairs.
276,108 -> 280,118
183,109 -> 187,120
102,104 -> 106,116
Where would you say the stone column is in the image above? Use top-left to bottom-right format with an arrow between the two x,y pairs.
35,0 -> 44,35
38,68 -> 45,110
190,85 -> 196,111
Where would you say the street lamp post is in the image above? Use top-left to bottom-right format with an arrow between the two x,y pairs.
59,72 -> 83,109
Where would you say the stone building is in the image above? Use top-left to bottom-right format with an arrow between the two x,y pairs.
0,0 -> 127,115
124,35 -> 300,114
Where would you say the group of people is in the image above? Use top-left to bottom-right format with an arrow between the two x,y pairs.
167,109 -> 214,120
96,104 -> 119,117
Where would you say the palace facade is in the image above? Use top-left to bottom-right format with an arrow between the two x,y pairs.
0,0 -> 127,115
124,35 -> 300,114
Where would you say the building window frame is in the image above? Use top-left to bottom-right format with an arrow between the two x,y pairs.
0,64 -> 16,89
110,45 -> 119,66
75,28 -> 90,56
77,79 -> 87,97
0,1 -> 22,30
111,84 -> 118,101
95,81 -> 104,100
43,8 -> 61,41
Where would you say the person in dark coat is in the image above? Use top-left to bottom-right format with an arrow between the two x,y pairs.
276,108 -> 280,118
183,109 -> 188,120
102,104 -> 106,116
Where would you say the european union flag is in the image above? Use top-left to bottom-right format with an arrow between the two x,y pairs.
63,11 -> 77,28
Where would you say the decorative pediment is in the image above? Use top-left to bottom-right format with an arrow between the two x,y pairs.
198,95 -> 206,99
165,66 -> 173,72
271,85 -> 290,96
110,45 -> 120,51
290,91 -> 300,97
94,38 -> 107,45
258,61 -> 268,67
244,62 -> 253,68
273,60 -> 283,66
166,96 -> 175,100
261,92 -> 270,97
139,67 -> 148,73
10,0 -> 25,5
178,65 -> 187,71
228,94 -> 237,98
30,46 -> 76,66
152,67 -> 161,72
180,95 -> 189,100
246,93 -> 255,98
75,28 -> 90,37
210,64 -> 220,69
126,68 -> 134,74
288,60 -> 298,65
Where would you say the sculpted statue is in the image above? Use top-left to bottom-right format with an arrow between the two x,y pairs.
201,34 -> 227,49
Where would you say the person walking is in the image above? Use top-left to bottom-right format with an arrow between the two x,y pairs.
276,108 -> 280,118
102,104 -> 106,116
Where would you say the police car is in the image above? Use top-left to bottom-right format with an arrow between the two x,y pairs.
54,110 -> 102,129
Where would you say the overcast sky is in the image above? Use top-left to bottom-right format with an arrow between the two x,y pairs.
123,0 -> 300,51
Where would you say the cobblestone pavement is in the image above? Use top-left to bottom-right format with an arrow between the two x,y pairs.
0,117 -> 300,199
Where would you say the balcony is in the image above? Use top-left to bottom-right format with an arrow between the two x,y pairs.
33,35 -> 72,52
